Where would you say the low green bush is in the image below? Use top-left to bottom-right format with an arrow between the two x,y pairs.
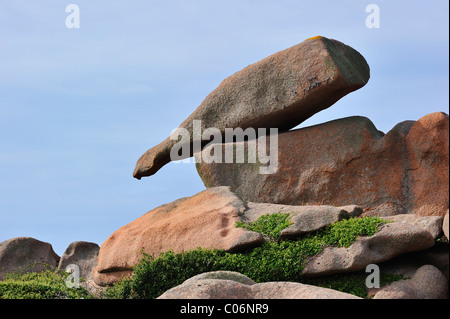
0,269 -> 94,299
236,212 -> 292,240
107,216 -> 392,299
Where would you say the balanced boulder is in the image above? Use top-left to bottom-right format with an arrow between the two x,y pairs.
133,36 -> 370,179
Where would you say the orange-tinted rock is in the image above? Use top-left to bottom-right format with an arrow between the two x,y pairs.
92,187 -> 264,286
406,112 -> 449,216
196,112 -> 449,217
133,36 -> 370,179
92,187 -> 365,286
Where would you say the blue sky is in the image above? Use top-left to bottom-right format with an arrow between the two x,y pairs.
0,1 -> 448,255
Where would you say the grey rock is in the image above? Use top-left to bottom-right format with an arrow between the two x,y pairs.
302,222 -> 435,277
157,271 -> 361,299
183,271 -> 256,286
382,214 -> 444,239
58,241 -> 100,280
0,237 -> 60,280
374,265 -> 448,299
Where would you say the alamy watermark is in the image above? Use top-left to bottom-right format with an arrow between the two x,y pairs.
365,264 -> 380,289
366,4 -> 380,28
65,4 -> 80,29
65,264 -> 80,288
170,120 -> 279,174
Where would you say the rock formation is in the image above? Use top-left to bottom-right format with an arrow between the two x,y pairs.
196,112 -> 449,217
0,237 -> 60,280
92,186 -> 443,289
158,271 -> 361,299
92,186 -> 364,285
57,241 -> 100,281
133,36 -> 370,179
2,36 -> 448,300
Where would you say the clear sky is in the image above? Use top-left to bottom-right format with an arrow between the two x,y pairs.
0,1 -> 448,255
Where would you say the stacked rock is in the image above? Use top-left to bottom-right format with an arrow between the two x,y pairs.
92,36 -> 448,298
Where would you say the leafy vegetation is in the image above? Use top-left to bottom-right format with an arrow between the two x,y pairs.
0,269 -> 94,299
236,212 -> 292,240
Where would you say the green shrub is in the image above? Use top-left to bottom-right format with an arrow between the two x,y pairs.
0,269 -> 94,299
107,216 -> 390,299
236,212 -> 292,240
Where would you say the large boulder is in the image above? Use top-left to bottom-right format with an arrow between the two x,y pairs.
57,241 -> 100,281
158,271 -> 361,299
302,221 -> 435,277
196,112 -> 449,217
92,187 -> 264,286
93,186 -> 364,286
133,36 -> 370,179
0,237 -> 60,280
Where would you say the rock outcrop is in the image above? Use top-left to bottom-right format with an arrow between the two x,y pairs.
57,241 -> 100,281
92,187 -> 364,285
196,112 -> 449,217
302,221 -> 436,277
92,187 -> 264,286
133,36 -> 370,179
0,237 -> 60,280
92,186 -> 441,286
3,37 -> 446,300
373,265 -> 448,299
158,271 -> 361,299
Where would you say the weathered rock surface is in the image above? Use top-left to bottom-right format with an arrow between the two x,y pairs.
133,36 -> 370,179
373,265 -> 448,299
92,187 -> 265,286
57,241 -> 100,281
302,222 -> 435,277
93,187 -> 364,286
158,271 -> 361,299
381,215 -> 443,239
196,112 -> 449,217
244,202 -> 362,239
0,237 -> 60,280
183,271 -> 257,286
